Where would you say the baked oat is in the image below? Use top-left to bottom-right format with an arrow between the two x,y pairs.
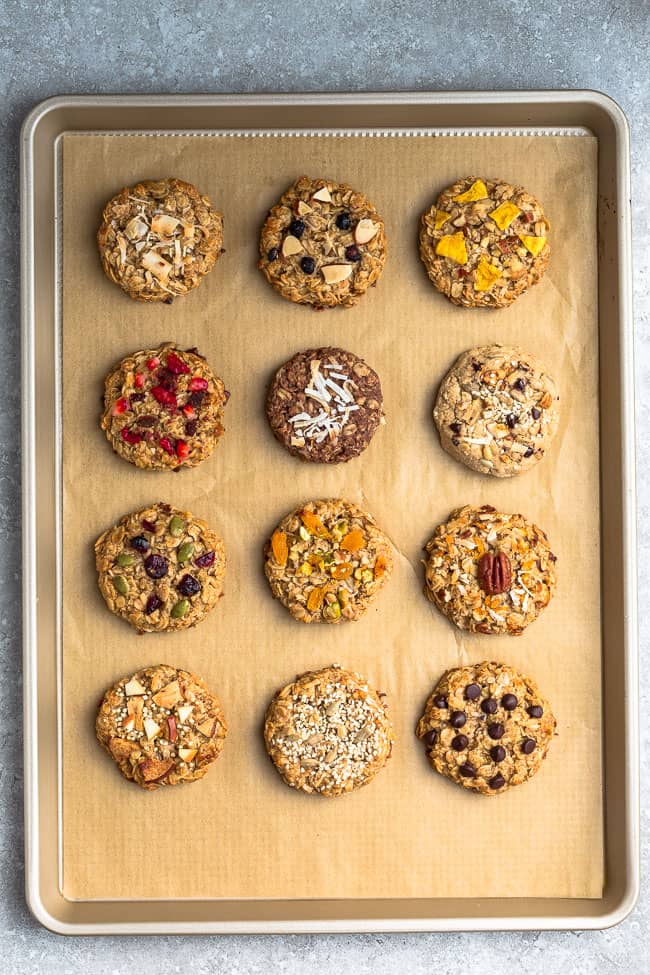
95,502 -> 226,633
97,177 -> 224,302
433,345 -> 560,476
96,664 -> 227,790
419,176 -> 550,307
264,665 -> 394,797
416,661 -> 556,795
258,176 -> 387,308
264,499 -> 393,623
423,504 -> 557,635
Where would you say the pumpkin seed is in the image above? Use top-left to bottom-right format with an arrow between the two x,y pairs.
171,598 -> 190,619
113,575 -> 128,596
169,515 -> 185,537
117,553 -> 135,567
176,541 -> 194,563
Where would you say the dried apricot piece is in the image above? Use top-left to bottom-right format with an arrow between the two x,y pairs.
374,552 -> 390,579
331,563 -> 353,580
340,529 -> 364,552
301,510 -> 329,537
307,586 -> 326,612
271,530 -> 288,566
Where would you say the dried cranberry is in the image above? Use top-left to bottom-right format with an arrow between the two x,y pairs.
194,551 -> 215,568
112,397 -> 129,416
182,404 -> 196,418
151,385 -> 177,409
144,554 -> 168,578
185,419 -> 198,437
166,352 -> 191,375
141,519 -> 157,533
189,390 -> 206,408
159,436 -> 175,455
146,357 -> 160,371
121,427 -> 142,445
130,535 -> 150,553
345,245 -> 361,261
449,422 -> 462,435
145,594 -> 163,615
189,377 -> 209,392
134,372 -> 146,389
177,574 -> 201,597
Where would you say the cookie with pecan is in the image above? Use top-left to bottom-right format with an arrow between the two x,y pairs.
96,664 -> 227,790
101,343 -> 229,471
95,502 -> 226,633
423,504 -> 557,635
264,499 -> 393,623
97,177 -> 224,302
258,176 -> 387,308
264,665 -> 394,797
419,177 -> 550,307
416,661 -> 556,795
433,345 -> 560,476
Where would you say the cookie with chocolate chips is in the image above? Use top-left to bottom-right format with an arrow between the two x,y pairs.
258,176 -> 387,308
266,346 -> 384,463
416,661 -> 556,795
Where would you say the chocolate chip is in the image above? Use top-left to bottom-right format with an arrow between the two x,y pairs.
451,734 -> 469,751
527,705 -> 543,718
130,535 -> 149,553
289,218 -> 305,238
505,413 -> 518,429
487,722 -> 505,740
267,247 -> 279,262
501,693 -> 518,711
521,738 -> 536,754
422,729 -> 437,747
524,446 -> 534,458
144,554 -> 168,579
459,763 -> 476,778
465,683 -> 481,701
490,745 -> 506,763
531,407 -> 541,420
472,361 -> 481,371
450,710 -> 466,729
449,421 -> 462,435
300,256 -> 315,274
481,698 -> 498,715
489,773 -> 506,790
513,378 -> 526,391
432,694 -> 448,709
335,212 -> 351,230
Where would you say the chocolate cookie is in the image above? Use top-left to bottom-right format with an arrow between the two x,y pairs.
258,175 -> 387,308
264,665 -> 394,797
423,504 -> 557,635
96,664 -> 228,790
419,176 -> 550,307
101,343 -> 228,471
416,661 -> 556,795
266,346 -> 384,463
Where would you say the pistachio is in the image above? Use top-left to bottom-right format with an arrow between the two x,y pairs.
361,569 -> 374,584
323,601 -> 341,620
113,575 -> 128,596
176,541 -> 195,563
171,598 -> 190,619
117,552 -> 135,567
298,525 -> 311,541
169,515 -> 185,537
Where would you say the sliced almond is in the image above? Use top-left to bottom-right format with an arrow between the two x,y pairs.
124,678 -> 146,696
354,219 -> 380,244
312,186 -> 332,203
197,717 -> 218,738
176,704 -> 193,724
143,718 -> 161,741
178,747 -> 197,763
151,213 -> 180,237
151,680 -> 182,709
282,234 -> 303,257
141,250 -> 172,282
127,696 -> 144,731
297,200 -> 313,216
321,264 -> 353,285
125,216 -> 148,241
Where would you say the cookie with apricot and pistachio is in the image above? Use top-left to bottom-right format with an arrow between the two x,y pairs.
95,502 -> 226,633
258,176 -> 387,308
263,499 -> 393,623
97,177 -> 224,302
423,504 -> 557,635
96,664 -> 228,790
419,176 -> 550,307
416,661 -> 556,795
101,343 -> 229,471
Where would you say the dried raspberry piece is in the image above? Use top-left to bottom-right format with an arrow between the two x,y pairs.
121,427 -> 142,445
134,372 -> 146,389
151,386 -> 177,409
175,440 -> 189,461
185,419 -> 198,437
112,397 -> 129,416
189,376 -> 209,392
182,404 -> 196,418
166,352 -> 191,375
189,390 -> 206,408
146,357 -> 160,371
159,436 -> 175,455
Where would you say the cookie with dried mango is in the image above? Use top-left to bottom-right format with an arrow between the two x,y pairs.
263,499 -> 393,623
419,176 -> 550,307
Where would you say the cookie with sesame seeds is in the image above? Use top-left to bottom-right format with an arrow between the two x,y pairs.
264,665 -> 394,797
423,504 -> 557,635
266,346 -> 384,463
433,345 -> 560,477
416,661 -> 556,795
419,176 -> 550,307
258,175 -> 387,308
96,664 -> 228,790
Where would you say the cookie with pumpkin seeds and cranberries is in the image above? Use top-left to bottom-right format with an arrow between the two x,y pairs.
101,344 -> 228,471
95,502 -> 226,633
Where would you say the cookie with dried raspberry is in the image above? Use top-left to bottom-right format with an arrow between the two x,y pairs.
419,177 -> 550,307
264,499 -> 393,623
96,664 -> 228,790
416,661 -> 556,795
423,504 -> 557,635
97,177 -> 224,302
101,343 -> 228,471
95,502 -> 226,633
259,176 -> 387,308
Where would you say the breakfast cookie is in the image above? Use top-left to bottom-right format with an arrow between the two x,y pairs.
264,499 -> 393,623
258,175 -> 387,308
433,345 -> 560,476
419,176 -> 550,307
266,346 -> 384,463
95,502 -> 226,633
264,665 -> 394,796
96,664 -> 227,790
416,661 -> 556,795
97,177 -> 224,302
423,504 -> 557,635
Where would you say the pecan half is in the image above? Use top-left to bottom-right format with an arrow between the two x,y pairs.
478,551 -> 512,594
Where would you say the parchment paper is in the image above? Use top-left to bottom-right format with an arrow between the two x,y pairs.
61,132 -> 602,901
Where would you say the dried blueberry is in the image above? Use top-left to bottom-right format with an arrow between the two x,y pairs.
130,535 -> 150,553
267,247 -> 279,262
195,550 -> 216,568
145,594 -> 162,615
289,219 -> 305,238
345,245 -> 361,262
144,554 -> 168,579
513,378 -> 526,392
531,407 -> 541,420
185,419 -> 198,437
524,446 -> 534,458
301,256 -> 315,274
449,422 -> 462,435
336,212 -> 351,230
189,390 -> 206,408
177,574 -> 201,597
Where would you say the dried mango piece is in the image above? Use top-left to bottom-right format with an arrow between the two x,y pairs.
301,510 -> 329,537
474,258 -> 502,292
489,201 -> 521,230
434,209 -> 451,230
307,586 -> 326,612
453,179 -> 488,203
517,234 -> 547,257
435,232 -> 468,265
340,529 -> 364,552
374,553 -> 390,580
271,530 -> 288,566
331,563 -> 353,581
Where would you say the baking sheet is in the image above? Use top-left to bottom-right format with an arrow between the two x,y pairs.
61,132 -> 602,901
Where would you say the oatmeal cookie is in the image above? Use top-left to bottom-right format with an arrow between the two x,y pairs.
266,346 -> 384,463
95,502 -> 226,633
416,661 -> 556,795
258,176 -> 387,308
96,664 -> 227,790
423,504 -> 557,635
419,176 -> 550,307
434,345 -> 560,476
97,177 -> 224,302
264,665 -> 394,796
264,499 -> 393,623
101,343 -> 229,471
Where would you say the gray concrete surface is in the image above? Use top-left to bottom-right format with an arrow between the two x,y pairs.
1,0 -> 648,971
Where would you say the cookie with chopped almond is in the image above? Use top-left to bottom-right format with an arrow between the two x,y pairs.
423,504 -> 557,635
434,345 -> 560,476
96,664 -> 227,790
97,178 -> 224,302
95,502 -> 226,633
264,499 -> 393,623
101,343 -> 229,471
258,176 -> 387,308
264,665 -> 394,797
419,176 -> 550,307
266,346 -> 384,463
